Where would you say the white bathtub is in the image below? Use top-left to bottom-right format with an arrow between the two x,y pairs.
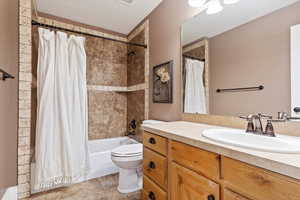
31,136 -> 138,193
86,136 -> 138,180
0,187 -> 17,200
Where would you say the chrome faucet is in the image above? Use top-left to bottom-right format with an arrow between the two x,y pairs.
240,112 -> 300,137
239,114 -> 263,134
239,113 -> 274,137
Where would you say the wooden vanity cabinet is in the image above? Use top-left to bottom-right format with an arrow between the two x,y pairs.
223,189 -> 250,200
143,176 -> 167,200
171,162 -> 220,200
222,157 -> 300,200
142,132 -> 168,200
143,147 -> 168,189
143,131 -> 300,200
169,140 -> 220,181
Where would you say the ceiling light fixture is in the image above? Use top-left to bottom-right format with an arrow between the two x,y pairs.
188,0 -> 207,8
206,0 -> 223,14
188,0 -> 240,15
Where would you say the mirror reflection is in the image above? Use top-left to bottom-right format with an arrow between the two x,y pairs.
182,0 -> 300,117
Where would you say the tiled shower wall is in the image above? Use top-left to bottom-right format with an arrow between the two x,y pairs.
31,16 -> 129,142
127,30 -> 146,142
31,16 -> 149,143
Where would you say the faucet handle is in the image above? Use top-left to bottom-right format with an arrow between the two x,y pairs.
264,119 -> 276,137
258,113 -> 272,119
239,114 -> 253,121
239,115 -> 255,133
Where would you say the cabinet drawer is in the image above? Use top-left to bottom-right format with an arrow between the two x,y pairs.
143,147 -> 168,189
222,157 -> 300,200
224,189 -> 250,200
143,131 -> 167,155
143,176 -> 167,200
170,140 -> 220,181
171,162 -> 220,200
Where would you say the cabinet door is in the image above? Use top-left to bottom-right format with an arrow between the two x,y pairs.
143,148 -> 168,189
143,176 -> 167,200
222,157 -> 300,200
171,162 -> 220,200
0,0 -> 18,188
224,189 -> 250,200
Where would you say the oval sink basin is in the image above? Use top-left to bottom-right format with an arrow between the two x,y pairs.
202,129 -> 300,154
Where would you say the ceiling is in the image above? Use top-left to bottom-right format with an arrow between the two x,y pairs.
36,0 -> 162,35
182,0 -> 300,45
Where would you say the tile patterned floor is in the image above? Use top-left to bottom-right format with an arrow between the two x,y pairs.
29,174 -> 141,200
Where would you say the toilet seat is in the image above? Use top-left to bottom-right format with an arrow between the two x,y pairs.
111,143 -> 143,157
111,143 -> 143,193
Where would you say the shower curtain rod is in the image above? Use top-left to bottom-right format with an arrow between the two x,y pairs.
31,20 -> 147,49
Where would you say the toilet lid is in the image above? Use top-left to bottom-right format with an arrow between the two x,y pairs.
111,143 -> 143,157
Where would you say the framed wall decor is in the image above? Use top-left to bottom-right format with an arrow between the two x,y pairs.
153,60 -> 173,103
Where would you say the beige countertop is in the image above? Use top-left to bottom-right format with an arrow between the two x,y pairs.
142,121 -> 300,180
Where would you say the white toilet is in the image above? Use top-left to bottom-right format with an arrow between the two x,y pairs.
111,120 -> 164,193
111,143 -> 143,193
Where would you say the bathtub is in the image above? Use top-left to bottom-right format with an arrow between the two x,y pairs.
0,187 -> 17,200
31,136 -> 138,193
86,136 -> 138,180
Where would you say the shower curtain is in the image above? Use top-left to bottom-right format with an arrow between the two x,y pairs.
184,58 -> 207,114
34,28 -> 90,192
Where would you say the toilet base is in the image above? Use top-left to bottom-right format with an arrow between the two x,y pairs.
117,168 -> 142,194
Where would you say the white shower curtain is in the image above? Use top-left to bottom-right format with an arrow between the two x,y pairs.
34,28 -> 90,192
184,58 -> 207,114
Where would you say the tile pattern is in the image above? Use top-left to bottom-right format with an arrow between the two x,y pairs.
31,17 -> 129,140
18,0 -> 33,198
29,174 -> 141,200
86,37 -> 127,86
127,20 -> 150,121
127,30 -> 145,86
184,46 -> 205,60
127,90 -> 145,143
127,25 -> 149,142
88,91 -> 127,140
87,83 -> 146,92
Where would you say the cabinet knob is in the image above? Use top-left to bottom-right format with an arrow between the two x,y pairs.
207,195 -> 215,200
149,137 -> 156,144
148,191 -> 156,200
294,107 -> 300,113
148,161 -> 156,169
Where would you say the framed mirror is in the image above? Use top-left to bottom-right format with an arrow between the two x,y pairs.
181,0 -> 300,118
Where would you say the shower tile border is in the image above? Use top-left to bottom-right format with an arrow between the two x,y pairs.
87,83 -> 146,92
18,0 -> 32,199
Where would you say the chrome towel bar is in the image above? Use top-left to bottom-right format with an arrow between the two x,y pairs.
216,85 -> 264,93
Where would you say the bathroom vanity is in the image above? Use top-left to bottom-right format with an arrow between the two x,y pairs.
142,121 -> 300,200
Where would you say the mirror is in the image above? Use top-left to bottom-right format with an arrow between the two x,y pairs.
181,0 -> 300,117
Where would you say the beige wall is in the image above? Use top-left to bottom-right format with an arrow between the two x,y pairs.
148,0 -> 202,121
209,2 -> 300,117
0,0 -> 18,188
